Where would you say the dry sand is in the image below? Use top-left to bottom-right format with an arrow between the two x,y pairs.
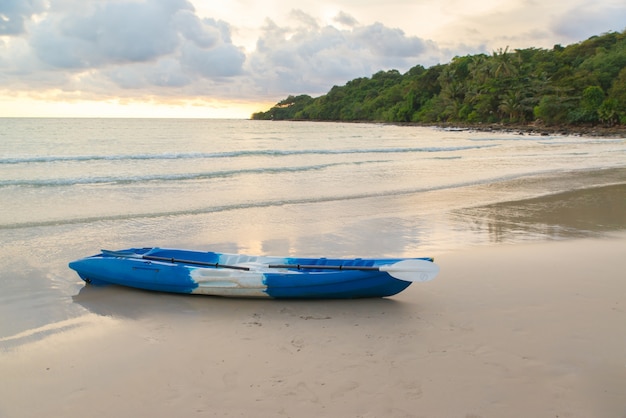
1,232 -> 625,418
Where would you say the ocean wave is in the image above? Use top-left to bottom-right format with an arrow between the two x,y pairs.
0,161 -> 362,188
0,145 -> 492,165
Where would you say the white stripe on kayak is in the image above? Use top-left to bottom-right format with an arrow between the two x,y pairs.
189,267 -> 269,297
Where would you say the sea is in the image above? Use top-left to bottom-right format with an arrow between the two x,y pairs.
1,118 -> 625,342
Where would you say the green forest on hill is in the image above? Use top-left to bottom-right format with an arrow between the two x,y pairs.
252,30 -> 626,128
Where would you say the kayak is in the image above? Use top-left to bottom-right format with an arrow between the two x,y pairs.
69,247 -> 439,299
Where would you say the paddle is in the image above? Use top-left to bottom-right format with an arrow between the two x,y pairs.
268,259 -> 439,282
101,250 -> 251,270
101,250 -> 439,282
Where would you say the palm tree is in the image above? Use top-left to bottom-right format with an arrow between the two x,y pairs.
492,47 -> 518,78
498,90 -> 525,122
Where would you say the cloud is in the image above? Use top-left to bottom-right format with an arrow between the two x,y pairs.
290,9 -> 319,30
0,0 -> 248,96
175,10 -> 221,48
334,11 -> 359,28
103,58 -> 191,89
354,23 -> 434,58
247,12 -> 442,96
30,0 -> 192,68
428,0 -> 625,53
0,0 -> 46,35
181,42 -> 246,78
552,4 -> 626,41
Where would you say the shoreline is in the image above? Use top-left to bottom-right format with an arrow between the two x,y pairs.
433,122 -> 626,138
281,119 -> 626,138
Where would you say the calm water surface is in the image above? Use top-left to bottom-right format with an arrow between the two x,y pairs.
1,118 -> 625,340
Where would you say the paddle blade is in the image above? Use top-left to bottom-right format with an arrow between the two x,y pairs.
380,259 -> 440,282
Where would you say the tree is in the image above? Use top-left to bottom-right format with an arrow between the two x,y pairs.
492,47 -> 518,78
569,86 -> 604,124
534,96 -> 571,125
251,95 -> 313,120
605,66 -> 626,123
598,99 -> 620,126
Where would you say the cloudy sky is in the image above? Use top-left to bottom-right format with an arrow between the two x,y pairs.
1,0 -> 624,118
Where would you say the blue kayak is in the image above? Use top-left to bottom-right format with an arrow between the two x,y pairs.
69,247 -> 439,299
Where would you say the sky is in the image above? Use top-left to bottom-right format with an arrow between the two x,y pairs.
0,0 -> 624,118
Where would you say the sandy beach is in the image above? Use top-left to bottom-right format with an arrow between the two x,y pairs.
2,230 -> 625,416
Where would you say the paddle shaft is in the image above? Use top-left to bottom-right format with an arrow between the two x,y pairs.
268,263 -> 379,271
102,250 -> 437,281
107,251 -> 382,272
143,256 -> 380,272
139,254 -> 252,270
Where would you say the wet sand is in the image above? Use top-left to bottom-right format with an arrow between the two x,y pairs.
1,188 -> 626,417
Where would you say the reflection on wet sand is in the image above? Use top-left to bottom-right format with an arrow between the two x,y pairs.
72,282 -> 413,322
452,184 -> 626,243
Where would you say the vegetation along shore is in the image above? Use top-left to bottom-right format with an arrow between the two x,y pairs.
252,30 -> 626,137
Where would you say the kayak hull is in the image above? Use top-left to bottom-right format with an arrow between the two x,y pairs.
69,247 -> 436,299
